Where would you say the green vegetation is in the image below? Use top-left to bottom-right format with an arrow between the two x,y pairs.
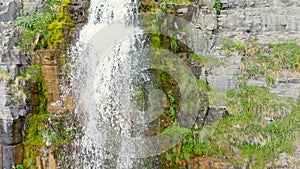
158,37 -> 300,168
222,38 -> 246,55
200,2 -> 208,6
222,39 -> 300,85
47,0 -> 75,48
19,66 -> 48,168
161,84 -> 299,168
20,66 -> 52,168
243,41 -> 300,84
20,66 -> 75,168
170,35 -> 180,53
167,90 -> 177,124
188,52 -> 221,68
226,85 -> 294,117
13,165 -> 24,169
213,107 -> 300,167
15,0 -> 74,51
14,0 -> 76,167
15,0 -> 57,51
215,0 -> 221,15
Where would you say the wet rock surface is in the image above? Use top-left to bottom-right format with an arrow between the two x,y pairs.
0,0 -> 299,168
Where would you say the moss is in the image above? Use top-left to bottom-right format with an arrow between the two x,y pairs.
47,0 -> 75,49
20,65 -> 47,168
21,66 -> 74,168
15,0 -> 75,52
188,53 -> 221,67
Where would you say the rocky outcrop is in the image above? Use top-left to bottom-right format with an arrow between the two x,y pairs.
194,2 -> 300,167
0,0 -> 89,167
192,0 -> 300,100
36,0 -> 89,114
0,1 -> 29,169
198,1 -> 300,168
0,0 -> 19,22
0,0 -> 28,168
140,1 -> 300,168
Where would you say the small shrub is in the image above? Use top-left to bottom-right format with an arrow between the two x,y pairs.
13,165 -> 24,169
215,0 -> 221,15
15,0 -> 74,51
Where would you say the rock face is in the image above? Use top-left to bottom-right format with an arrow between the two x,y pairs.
32,0 -> 90,114
0,0 -> 29,168
1,0 -> 89,167
0,0 -> 299,168
0,0 -> 19,22
194,1 -> 300,168
141,0 -> 300,120
0,8 -> 24,169
191,0 -> 300,100
141,1 -> 300,168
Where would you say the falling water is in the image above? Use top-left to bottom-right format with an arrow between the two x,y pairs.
69,0 -> 153,168
67,0 -> 202,167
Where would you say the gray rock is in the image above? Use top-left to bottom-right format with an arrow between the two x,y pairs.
0,1 -> 18,22
197,0 -> 215,6
1,144 -> 23,169
177,7 -> 188,14
0,117 -> 24,145
269,82 -> 300,100
0,0 -> 28,167
207,65 -> 241,90
191,0 -> 300,101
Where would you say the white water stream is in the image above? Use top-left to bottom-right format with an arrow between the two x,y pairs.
68,0 -> 202,168
69,0 -> 152,168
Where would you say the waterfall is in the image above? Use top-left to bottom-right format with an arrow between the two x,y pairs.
69,0 -> 149,168
68,0 -> 201,168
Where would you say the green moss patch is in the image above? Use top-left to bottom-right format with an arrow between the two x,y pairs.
15,0 -> 74,51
